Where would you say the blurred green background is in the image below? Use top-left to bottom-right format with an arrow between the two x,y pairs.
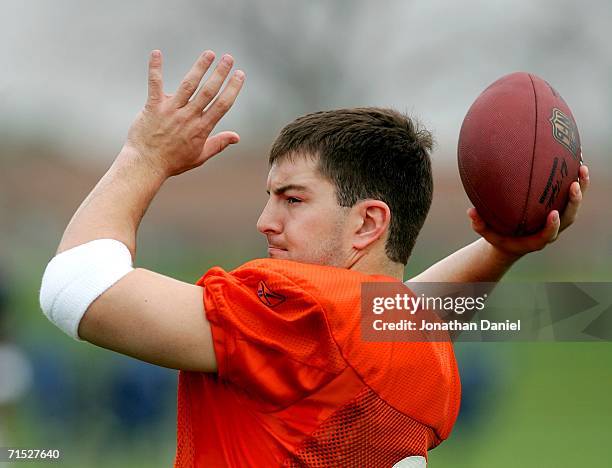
1,1 -> 611,466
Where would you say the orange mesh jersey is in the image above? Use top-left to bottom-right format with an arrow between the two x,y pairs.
175,259 -> 461,467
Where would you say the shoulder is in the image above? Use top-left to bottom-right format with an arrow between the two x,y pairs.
197,259 -> 355,373
208,258 -> 376,305
196,260 -> 353,407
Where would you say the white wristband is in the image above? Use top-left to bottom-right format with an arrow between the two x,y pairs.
39,239 -> 134,341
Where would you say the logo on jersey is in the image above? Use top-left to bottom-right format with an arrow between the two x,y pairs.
549,108 -> 580,160
257,281 -> 286,307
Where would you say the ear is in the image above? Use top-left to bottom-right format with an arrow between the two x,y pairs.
351,200 -> 391,251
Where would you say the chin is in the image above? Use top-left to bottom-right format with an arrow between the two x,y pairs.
290,255 -> 340,268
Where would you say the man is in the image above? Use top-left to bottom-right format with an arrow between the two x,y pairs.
40,51 -> 588,467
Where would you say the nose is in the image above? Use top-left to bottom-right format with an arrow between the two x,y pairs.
257,198 -> 282,235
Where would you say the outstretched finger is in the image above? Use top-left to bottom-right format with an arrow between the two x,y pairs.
201,70 -> 245,132
147,50 -> 164,105
172,50 -> 216,108
190,54 -> 235,112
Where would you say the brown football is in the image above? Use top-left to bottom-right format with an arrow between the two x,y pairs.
457,72 -> 582,236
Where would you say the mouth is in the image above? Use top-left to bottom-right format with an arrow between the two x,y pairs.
267,245 -> 288,256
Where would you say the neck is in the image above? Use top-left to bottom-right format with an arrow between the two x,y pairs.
347,254 -> 404,281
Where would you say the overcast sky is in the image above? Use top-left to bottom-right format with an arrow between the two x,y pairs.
1,0 -> 610,171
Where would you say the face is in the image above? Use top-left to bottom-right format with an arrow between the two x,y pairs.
256,156 -> 353,267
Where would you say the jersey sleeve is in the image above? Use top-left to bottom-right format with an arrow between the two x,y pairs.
197,260 -> 347,411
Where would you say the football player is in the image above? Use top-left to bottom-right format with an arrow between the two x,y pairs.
40,51 -> 588,467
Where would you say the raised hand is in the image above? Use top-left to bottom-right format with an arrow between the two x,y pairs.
124,50 -> 245,178
468,164 -> 590,259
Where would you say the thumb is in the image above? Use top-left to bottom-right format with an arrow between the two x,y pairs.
467,207 -> 486,234
201,131 -> 240,161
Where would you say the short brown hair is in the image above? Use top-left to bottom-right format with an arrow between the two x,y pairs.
269,107 -> 433,264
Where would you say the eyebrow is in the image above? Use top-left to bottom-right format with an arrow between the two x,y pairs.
267,184 -> 311,196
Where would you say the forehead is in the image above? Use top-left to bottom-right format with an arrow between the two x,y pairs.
266,155 -> 329,190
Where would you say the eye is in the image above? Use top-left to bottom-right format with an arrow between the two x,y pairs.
287,197 -> 302,205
